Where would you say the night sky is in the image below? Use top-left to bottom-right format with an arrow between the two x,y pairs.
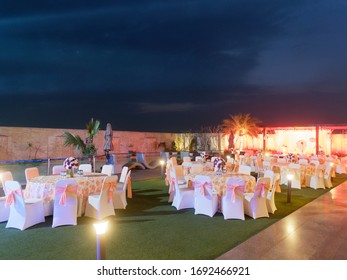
1,0 -> 347,132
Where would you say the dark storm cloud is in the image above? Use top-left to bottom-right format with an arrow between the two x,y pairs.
1,1 -> 346,132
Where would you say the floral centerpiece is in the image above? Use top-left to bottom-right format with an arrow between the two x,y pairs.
63,157 -> 79,177
213,157 -> 226,174
286,153 -> 295,163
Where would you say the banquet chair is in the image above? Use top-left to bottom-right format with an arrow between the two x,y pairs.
195,156 -> 203,162
0,196 -> 9,223
221,177 -> 245,220
52,179 -> 78,228
289,164 -> 302,189
323,164 -> 333,188
204,161 -> 214,171
266,174 -> 279,214
101,164 -> 113,176
0,171 -> 14,222
190,163 -> 204,174
310,160 -> 319,167
193,175 -> 218,217
250,156 -> 258,172
264,170 -> 274,187
310,164 -> 325,189
117,166 -> 129,185
243,177 -> 270,219
78,164 -> 92,173
25,167 -> 39,183
335,157 -> 347,174
1,171 -> 14,188
85,175 -> 117,220
52,165 -> 66,175
5,180 -> 45,230
24,167 -> 40,196
170,157 -> 178,166
170,166 -> 194,210
182,156 -> 192,174
304,163 -> 316,187
25,167 -> 53,216
262,161 -> 271,171
113,171 -> 131,209
238,165 -> 251,175
298,159 -> 308,165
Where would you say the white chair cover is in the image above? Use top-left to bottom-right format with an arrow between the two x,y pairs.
310,164 -> 325,189
193,175 -> 218,217
52,165 -> 66,175
113,171 -> 131,209
25,167 -> 53,216
85,175 -> 117,220
5,180 -> 45,230
169,166 -> 194,210
52,179 -> 78,228
221,177 -> 245,220
266,174 -> 279,214
78,164 -> 92,173
243,177 -> 270,219
238,165 -> 251,175
323,164 -> 333,188
101,164 -> 113,176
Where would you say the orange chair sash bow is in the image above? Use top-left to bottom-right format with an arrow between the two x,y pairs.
127,175 -> 132,198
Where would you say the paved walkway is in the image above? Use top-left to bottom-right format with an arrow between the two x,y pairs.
131,167 -> 347,260
217,180 -> 347,260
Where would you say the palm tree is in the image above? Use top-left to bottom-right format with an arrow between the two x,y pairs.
222,113 -> 261,151
63,118 -> 100,165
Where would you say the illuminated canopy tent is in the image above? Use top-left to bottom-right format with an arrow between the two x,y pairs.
221,125 -> 347,156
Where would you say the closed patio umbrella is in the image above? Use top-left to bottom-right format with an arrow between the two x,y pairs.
103,123 -> 114,153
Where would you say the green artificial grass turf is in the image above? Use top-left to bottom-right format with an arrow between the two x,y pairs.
1,174 -> 346,260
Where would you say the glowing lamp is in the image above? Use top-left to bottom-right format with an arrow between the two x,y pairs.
94,221 -> 108,235
93,221 -> 109,260
159,159 -> 165,178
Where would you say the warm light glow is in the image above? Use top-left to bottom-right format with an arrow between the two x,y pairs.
93,221 -> 109,235
287,174 -> 294,180
286,223 -> 295,234
330,162 -> 334,167
159,160 -> 165,166
265,152 -> 270,157
226,155 -> 231,159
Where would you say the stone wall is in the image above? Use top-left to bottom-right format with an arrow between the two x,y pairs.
0,126 -> 177,161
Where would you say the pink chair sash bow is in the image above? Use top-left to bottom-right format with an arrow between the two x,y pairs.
194,181 -> 213,196
255,182 -> 267,198
5,189 -> 22,207
56,184 -> 77,205
169,178 -> 176,194
225,183 -> 244,203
